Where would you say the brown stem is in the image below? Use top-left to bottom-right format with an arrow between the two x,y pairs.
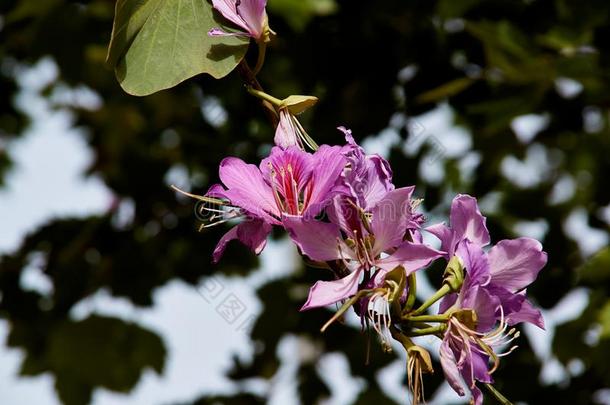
236,59 -> 278,127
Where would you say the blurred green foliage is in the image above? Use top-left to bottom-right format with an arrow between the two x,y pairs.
1,0 -> 609,404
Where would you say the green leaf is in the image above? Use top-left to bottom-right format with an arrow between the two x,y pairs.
107,0 -> 249,96
436,0 -> 482,19
577,247 -> 610,286
416,77 -> 475,103
268,0 -> 337,31
5,0 -> 61,23
47,316 -> 166,404
599,301 -> 610,339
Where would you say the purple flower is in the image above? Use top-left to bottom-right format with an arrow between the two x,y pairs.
206,145 -> 346,262
433,194 -> 547,328
209,0 -> 270,41
438,241 -> 503,405
426,194 -> 490,257
338,127 -> 395,210
284,187 -> 443,310
432,195 -> 547,404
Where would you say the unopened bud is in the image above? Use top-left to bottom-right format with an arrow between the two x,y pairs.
280,95 -> 319,115
443,256 -> 464,292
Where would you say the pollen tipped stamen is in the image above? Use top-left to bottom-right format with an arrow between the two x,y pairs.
449,305 -> 523,378
269,168 -> 287,213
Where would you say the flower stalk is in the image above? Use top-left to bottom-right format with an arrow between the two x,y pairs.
246,86 -> 282,107
409,283 -> 452,316
253,41 -> 267,76
406,324 -> 447,337
484,383 -> 514,405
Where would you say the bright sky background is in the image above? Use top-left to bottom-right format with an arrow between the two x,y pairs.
0,58 -> 596,405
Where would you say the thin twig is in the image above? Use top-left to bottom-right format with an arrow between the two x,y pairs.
236,59 -> 278,127
484,383 -> 514,405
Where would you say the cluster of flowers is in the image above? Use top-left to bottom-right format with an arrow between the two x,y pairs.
189,126 -> 546,405
190,1 -> 548,404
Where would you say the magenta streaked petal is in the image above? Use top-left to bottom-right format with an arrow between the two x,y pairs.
283,216 -> 351,262
219,157 -> 280,222
488,237 -> 547,292
450,194 -> 490,247
212,219 -> 271,263
305,145 -> 347,216
371,186 -> 415,253
261,146 -> 313,192
376,241 -> 443,274
300,270 -> 361,310
205,183 -> 228,199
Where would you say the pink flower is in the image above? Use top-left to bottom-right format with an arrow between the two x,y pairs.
432,194 -> 547,329
338,127 -> 395,210
205,145 -> 346,262
209,0 -> 270,41
284,187 -> 443,310
430,195 -> 547,404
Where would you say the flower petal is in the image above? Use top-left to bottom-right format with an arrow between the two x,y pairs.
370,187 -> 415,253
212,219 -> 272,263
273,110 -> 299,148
205,183 -> 228,199
505,294 -> 545,329
208,28 -> 248,37
300,270 -> 361,310
463,286 -> 499,332
376,241 -> 443,274
450,194 -> 490,247
326,195 -> 364,239
260,146 -> 313,194
235,0 -> 267,38
219,157 -> 280,222
485,284 -> 545,329
341,133 -> 394,210
283,216 -> 351,262
440,338 -> 466,397
426,223 -> 457,257
439,293 -> 458,314
488,237 -> 547,292
456,240 -> 491,290
305,145 -> 347,216
469,385 -> 484,405
211,0 -> 248,31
